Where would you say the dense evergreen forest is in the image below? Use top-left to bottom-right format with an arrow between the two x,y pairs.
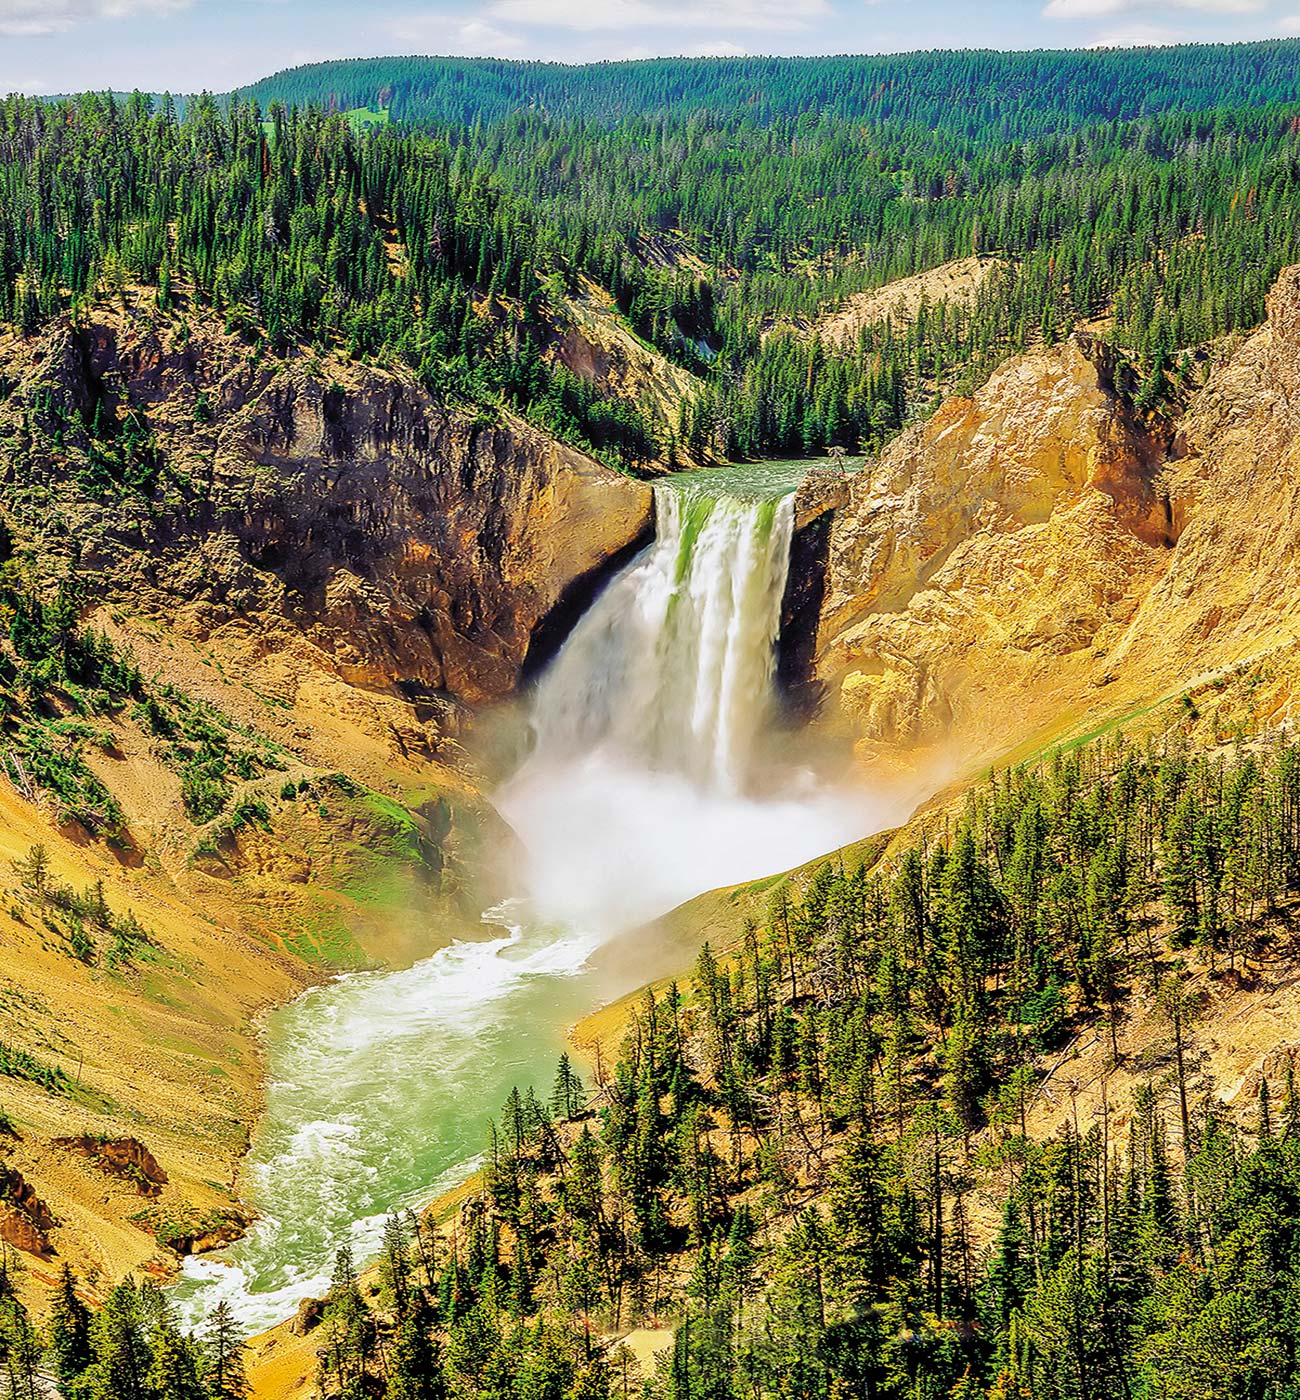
6,44 -> 1300,466
240,45 -> 1300,135
0,1258 -> 251,1400
290,732 -> 1300,1400
5,727 -> 1300,1397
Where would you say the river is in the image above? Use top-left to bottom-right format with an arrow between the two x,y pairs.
174,461 -> 877,1332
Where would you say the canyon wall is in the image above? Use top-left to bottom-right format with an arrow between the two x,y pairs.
0,302 -> 654,1298
1,309 -> 652,715
811,266 -> 1300,770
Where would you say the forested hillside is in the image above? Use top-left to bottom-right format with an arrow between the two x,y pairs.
0,93 -> 658,470
240,45 -> 1300,134
245,727 -> 1300,1400
6,722 -> 1299,1399
8,45 -> 1300,467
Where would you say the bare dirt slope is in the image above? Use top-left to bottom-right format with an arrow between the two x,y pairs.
809,256 -> 1004,349
0,295 -> 655,1305
551,278 -> 704,457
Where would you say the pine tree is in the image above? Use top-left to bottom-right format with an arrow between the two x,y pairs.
203,1301 -> 250,1400
48,1262 -> 93,1385
318,1248 -> 373,1400
550,1053 -> 585,1121
18,844 -> 48,898
1258,1078 -> 1274,1142
0,1296 -> 41,1400
82,1280 -> 153,1400
147,1319 -> 206,1400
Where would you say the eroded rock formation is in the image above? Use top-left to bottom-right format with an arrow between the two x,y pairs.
56,1135 -> 169,1196
813,269 -> 1300,766
0,1167 -> 55,1258
1,308 -> 653,712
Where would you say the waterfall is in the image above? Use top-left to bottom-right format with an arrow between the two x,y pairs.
172,469 -> 880,1335
529,483 -> 797,795
498,477 -> 865,935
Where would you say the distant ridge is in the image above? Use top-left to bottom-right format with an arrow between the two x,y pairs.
28,43 -> 1300,140
233,42 -> 1300,135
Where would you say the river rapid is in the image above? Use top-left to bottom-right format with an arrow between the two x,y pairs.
174,462 -> 882,1332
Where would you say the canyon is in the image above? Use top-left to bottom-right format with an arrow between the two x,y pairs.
3,256 -> 1300,1376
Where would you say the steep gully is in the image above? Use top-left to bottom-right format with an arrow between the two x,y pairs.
174,464 -> 882,1331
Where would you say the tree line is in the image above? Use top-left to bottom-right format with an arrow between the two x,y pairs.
0,1255 -> 248,1400
6,73 -> 1300,468
240,45 -> 1300,138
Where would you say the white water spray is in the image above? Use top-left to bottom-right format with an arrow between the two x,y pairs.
498,479 -> 867,933
174,466 -> 882,1332
531,485 -> 796,795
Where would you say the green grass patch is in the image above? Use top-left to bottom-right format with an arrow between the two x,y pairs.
279,913 -> 369,970
131,1202 -> 247,1253
0,1040 -> 68,1094
346,106 -> 390,131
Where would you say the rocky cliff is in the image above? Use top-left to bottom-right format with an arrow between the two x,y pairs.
811,267 -> 1300,770
549,279 -> 703,460
1,306 -> 651,717
0,299 -> 654,1300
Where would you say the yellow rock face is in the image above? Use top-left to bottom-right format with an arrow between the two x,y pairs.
816,269 -> 1300,770
0,300 -> 656,1305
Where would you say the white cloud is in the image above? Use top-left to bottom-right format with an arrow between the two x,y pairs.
1044,0 -> 1264,17
0,72 -> 52,92
0,0 -> 188,36
615,37 -> 750,55
673,37 -> 750,52
1091,20 -> 1181,42
486,0 -> 829,32
389,14 -> 528,53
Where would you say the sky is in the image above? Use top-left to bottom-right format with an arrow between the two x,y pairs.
2,0 -> 1300,97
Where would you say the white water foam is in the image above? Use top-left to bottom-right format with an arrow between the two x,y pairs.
173,908 -> 606,1333
497,481 -> 869,931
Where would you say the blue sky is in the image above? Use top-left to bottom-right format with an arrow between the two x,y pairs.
2,0 -> 1299,96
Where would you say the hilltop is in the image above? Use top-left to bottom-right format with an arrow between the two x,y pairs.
237,43 -> 1300,132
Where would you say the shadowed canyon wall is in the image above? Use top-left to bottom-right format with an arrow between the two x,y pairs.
1,308 -> 652,718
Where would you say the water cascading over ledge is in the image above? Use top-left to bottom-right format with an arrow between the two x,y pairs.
499,471 -> 865,934
173,470 -> 872,1330
528,483 -> 797,795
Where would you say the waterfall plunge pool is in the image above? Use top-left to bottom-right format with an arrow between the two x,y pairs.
173,460 -> 885,1332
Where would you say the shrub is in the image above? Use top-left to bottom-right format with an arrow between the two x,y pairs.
228,796 -> 270,832
66,920 -> 96,965
181,766 -> 230,824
